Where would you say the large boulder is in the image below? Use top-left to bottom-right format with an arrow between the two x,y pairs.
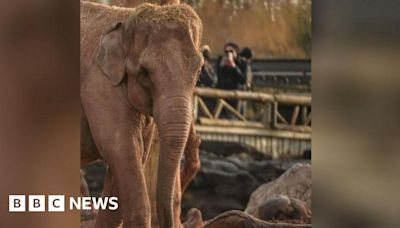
245,163 -> 311,218
183,208 -> 311,228
182,149 -> 289,219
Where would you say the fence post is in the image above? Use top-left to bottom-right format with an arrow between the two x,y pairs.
301,106 -> 308,124
271,101 -> 278,129
261,102 -> 271,128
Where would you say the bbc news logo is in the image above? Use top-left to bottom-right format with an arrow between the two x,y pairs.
9,195 -> 118,212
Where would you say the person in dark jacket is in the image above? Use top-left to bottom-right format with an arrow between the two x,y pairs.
196,45 -> 217,115
239,47 -> 254,115
216,42 -> 248,119
197,45 -> 217,87
240,47 -> 254,91
216,42 -> 247,90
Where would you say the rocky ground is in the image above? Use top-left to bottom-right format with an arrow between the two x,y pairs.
83,142 -> 311,222
181,142 -> 310,220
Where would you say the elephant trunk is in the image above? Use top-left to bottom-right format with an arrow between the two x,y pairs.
153,95 -> 192,228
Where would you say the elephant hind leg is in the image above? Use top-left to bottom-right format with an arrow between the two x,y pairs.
95,169 -> 122,228
80,170 -> 90,197
81,171 -> 96,221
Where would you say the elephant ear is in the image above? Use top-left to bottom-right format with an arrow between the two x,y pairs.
96,23 -> 126,86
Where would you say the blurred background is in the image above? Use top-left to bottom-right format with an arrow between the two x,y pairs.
99,0 -> 311,58
313,0 -> 400,227
0,0 -> 80,227
184,0 -> 311,59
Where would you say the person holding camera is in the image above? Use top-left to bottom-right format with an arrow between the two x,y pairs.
216,42 -> 248,90
216,42 -> 248,119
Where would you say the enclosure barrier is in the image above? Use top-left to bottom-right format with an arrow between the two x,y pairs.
193,87 -> 311,158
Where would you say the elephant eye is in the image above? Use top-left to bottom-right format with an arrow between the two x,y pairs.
137,67 -> 151,87
138,67 -> 149,77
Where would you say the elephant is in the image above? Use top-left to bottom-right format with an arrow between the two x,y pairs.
80,1 -> 203,228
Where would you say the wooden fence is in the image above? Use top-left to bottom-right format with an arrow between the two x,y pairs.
194,88 -> 311,132
193,87 -> 311,158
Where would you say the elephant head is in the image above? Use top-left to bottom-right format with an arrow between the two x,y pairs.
95,4 -> 202,228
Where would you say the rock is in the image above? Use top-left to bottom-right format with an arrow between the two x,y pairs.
182,208 -> 311,228
245,163 -> 311,217
204,210 -> 311,228
182,148 -> 310,219
257,195 -> 311,223
183,208 -> 204,228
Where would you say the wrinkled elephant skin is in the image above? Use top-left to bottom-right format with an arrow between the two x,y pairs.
80,2 -> 203,228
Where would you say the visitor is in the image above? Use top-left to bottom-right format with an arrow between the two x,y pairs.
216,42 -> 248,119
238,47 -> 254,115
197,45 -> 217,88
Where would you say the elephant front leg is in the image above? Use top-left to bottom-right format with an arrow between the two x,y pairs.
82,69 -> 152,227
87,115 -> 151,227
106,135 -> 151,228
95,168 -> 122,228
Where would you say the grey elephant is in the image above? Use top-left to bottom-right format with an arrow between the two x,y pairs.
80,1 -> 203,228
